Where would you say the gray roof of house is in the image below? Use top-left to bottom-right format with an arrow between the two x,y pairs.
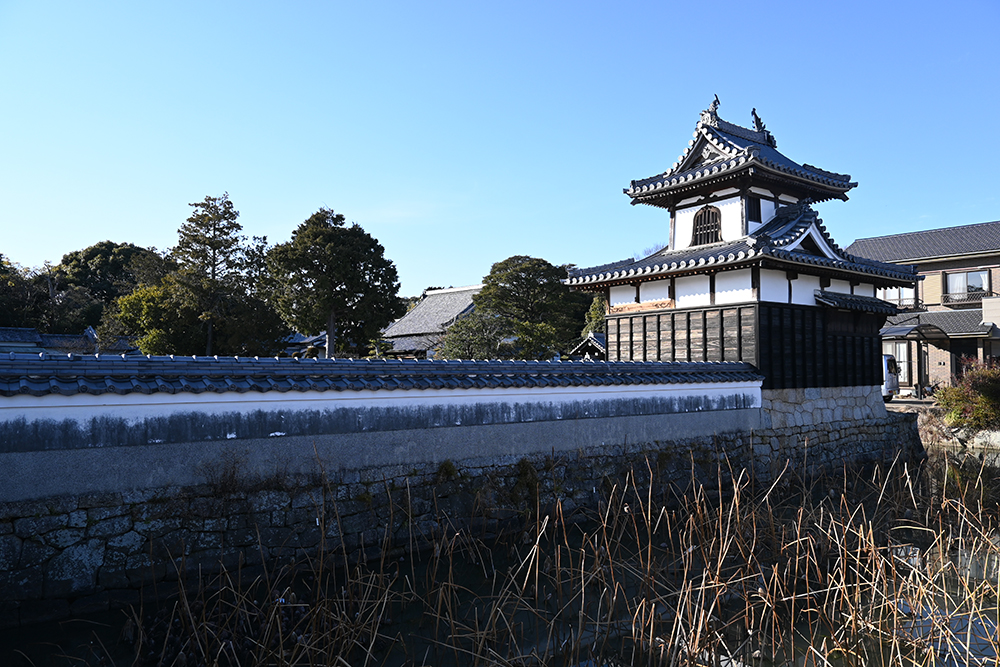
886,309 -> 994,337
625,103 -> 856,205
846,220 -> 1000,263
387,333 -> 445,354
39,334 -> 96,354
568,202 -> 917,287
383,285 -> 482,339
0,354 -> 763,398
0,328 -> 43,344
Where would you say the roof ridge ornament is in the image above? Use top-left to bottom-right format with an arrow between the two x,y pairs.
700,94 -> 721,128
751,108 -> 766,133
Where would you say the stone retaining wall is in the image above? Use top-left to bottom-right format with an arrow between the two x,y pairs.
0,411 -> 922,628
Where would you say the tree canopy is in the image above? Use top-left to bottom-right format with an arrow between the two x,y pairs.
58,241 -> 163,304
438,255 -> 590,360
266,208 -> 404,357
101,194 -> 289,357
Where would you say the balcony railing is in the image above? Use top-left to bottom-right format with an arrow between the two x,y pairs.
881,296 -> 925,311
943,290 -> 995,305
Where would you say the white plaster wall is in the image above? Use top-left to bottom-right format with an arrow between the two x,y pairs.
759,269 -> 788,303
761,199 -> 776,223
609,285 -> 635,307
715,269 -> 753,305
675,275 -> 711,307
790,274 -> 821,306
674,208 -> 696,251
718,197 -> 743,241
778,194 -> 798,204
828,279 -> 852,294
855,283 -> 875,297
639,279 -> 671,302
0,381 -> 765,430
673,195 -> 741,250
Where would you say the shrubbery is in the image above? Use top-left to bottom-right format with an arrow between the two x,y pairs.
936,359 -> 1000,430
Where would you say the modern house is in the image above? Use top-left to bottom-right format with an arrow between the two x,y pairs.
847,220 -> 1000,393
567,98 -> 917,390
382,285 -> 483,358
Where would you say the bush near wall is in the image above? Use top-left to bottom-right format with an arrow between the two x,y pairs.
936,360 -> 1000,431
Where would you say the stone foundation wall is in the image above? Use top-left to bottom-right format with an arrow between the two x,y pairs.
761,385 -> 887,429
0,411 -> 922,628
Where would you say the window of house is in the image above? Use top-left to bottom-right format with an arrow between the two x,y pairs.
746,196 -> 761,223
692,206 -> 721,246
946,270 -> 989,302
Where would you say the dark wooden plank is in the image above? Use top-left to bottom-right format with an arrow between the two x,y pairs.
646,315 -> 659,361
690,311 -> 704,362
706,310 -> 722,362
675,313 -> 689,362
632,317 -> 644,361
660,314 -> 674,361
607,319 -> 621,361
782,307 -> 794,388
723,308 -> 739,361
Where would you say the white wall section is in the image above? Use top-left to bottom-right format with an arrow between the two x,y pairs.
609,285 -> 635,306
759,269 -> 789,303
675,275 -> 711,307
715,269 -> 753,305
790,274 -> 821,305
639,279 -> 671,303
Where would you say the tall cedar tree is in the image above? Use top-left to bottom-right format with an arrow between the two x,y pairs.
109,194 -> 287,356
172,193 -> 244,355
267,209 -> 404,357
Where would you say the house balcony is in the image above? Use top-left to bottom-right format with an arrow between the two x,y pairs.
882,296 -> 925,312
943,290 -> 995,307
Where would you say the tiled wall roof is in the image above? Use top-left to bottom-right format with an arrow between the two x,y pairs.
0,354 -> 763,398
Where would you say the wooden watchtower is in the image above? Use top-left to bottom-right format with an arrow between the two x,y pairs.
568,98 -> 917,390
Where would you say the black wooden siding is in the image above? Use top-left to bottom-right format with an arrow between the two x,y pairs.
606,303 -> 883,389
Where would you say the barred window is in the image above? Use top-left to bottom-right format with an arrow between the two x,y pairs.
692,206 -> 721,246
747,196 -> 761,223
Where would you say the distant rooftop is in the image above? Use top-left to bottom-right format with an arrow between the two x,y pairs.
847,220 -> 1000,263
383,285 -> 482,355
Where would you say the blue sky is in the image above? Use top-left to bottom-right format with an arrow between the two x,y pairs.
2,1 -> 998,296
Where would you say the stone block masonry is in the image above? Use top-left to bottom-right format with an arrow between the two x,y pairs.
0,354 -> 923,627
0,411 -> 920,628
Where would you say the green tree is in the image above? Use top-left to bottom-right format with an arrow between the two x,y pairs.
101,194 -> 288,357
0,255 -> 46,328
266,208 -> 404,357
581,295 -> 607,338
112,284 -> 203,355
58,241 -> 163,304
472,255 -> 590,357
172,193 -> 245,355
436,309 -> 512,359
42,284 -> 104,334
